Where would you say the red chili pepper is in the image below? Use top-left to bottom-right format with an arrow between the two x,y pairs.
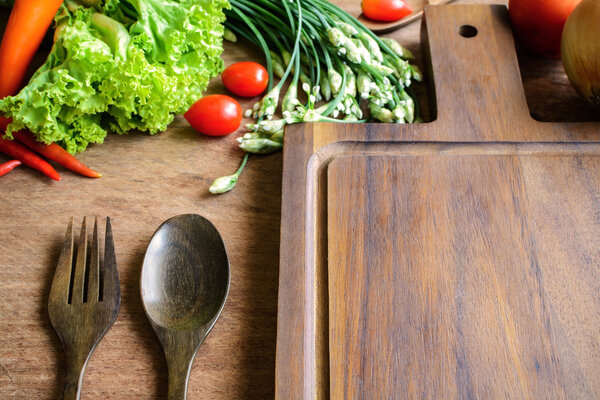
0,159 -> 21,177
0,138 -> 61,181
13,131 -> 102,178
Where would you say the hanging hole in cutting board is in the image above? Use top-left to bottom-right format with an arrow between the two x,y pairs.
458,25 -> 478,38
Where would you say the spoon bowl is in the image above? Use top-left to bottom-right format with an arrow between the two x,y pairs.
141,214 -> 229,400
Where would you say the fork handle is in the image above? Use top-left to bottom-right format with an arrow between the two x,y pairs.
63,357 -> 87,400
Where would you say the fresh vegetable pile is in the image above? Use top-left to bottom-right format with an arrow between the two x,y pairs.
209,0 -> 421,193
0,0 -> 228,154
0,0 -> 421,189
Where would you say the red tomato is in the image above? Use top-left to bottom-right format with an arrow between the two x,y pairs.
361,0 -> 413,22
184,95 -> 242,137
509,0 -> 581,58
222,62 -> 269,97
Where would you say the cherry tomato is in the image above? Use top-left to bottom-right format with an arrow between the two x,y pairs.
221,62 -> 269,97
184,94 -> 242,137
361,0 -> 413,22
509,0 -> 581,58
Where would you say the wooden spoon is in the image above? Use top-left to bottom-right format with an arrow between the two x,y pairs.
357,0 -> 456,33
141,214 -> 230,400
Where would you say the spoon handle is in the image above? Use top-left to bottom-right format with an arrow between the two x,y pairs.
167,351 -> 194,400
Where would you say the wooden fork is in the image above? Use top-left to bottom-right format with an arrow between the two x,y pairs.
48,217 -> 121,400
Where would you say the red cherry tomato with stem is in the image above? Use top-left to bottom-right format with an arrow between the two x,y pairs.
361,0 -> 413,22
184,94 -> 242,137
222,62 -> 269,97
509,0 -> 581,58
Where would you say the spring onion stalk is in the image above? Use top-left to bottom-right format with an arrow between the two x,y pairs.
209,153 -> 249,194
212,0 -> 421,194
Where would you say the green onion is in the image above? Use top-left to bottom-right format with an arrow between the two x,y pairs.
212,0 -> 421,194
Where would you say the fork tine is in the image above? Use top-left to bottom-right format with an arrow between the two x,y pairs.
49,217 -> 121,400
49,218 -> 74,304
102,217 -> 120,305
71,217 -> 88,304
87,217 -> 100,303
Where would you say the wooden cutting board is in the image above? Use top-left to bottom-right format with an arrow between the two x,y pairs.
276,4 -> 600,399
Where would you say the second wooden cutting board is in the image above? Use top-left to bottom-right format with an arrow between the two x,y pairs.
276,4 -> 600,399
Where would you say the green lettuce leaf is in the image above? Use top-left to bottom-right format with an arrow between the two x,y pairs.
0,0 -> 228,153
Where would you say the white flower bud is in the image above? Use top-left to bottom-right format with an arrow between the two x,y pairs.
328,69 -> 343,95
327,27 -> 346,47
338,22 -> 359,37
343,39 -> 362,64
302,82 -> 311,94
381,38 -> 414,60
358,32 -> 383,62
209,175 -> 238,194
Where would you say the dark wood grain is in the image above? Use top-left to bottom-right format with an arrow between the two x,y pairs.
48,218 -> 121,400
276,3 -> 600,399
327,153 -> 589,399
1,0 -> 599,399
141,214 -> 229,400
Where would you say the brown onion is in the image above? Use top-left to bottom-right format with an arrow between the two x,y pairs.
561,0 -> 600,111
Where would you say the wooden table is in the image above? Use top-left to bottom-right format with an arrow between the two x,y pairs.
0,1 -> 597,399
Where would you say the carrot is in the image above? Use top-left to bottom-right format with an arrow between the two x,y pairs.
0,0 -> 64,97
13,130 -> 102,178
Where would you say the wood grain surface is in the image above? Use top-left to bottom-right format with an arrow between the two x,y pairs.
0,1 -> 598,400
276,3 -> 600,400
327,153 -> 600,399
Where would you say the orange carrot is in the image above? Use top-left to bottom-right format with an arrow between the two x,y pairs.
0,0 -> 64,97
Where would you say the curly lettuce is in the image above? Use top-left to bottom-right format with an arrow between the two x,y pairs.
0,0 -> 228,153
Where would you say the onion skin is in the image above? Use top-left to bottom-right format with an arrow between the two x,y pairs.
561,0 -> 600,111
